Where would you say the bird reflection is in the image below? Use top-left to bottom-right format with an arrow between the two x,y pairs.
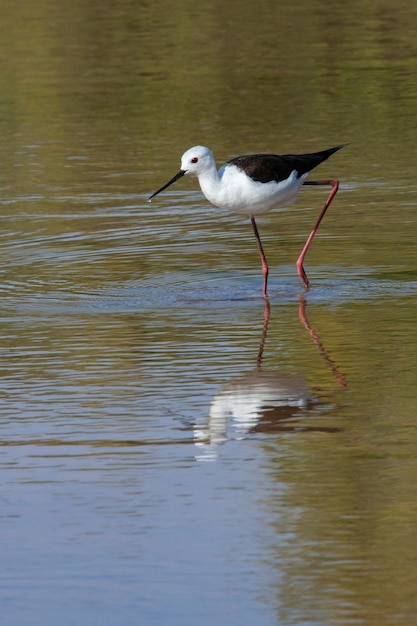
194,298 -> 346,457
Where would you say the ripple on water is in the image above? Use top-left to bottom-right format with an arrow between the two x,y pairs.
0,272 -> 416,317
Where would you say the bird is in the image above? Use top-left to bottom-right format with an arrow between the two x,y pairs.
148,144 -> 343,296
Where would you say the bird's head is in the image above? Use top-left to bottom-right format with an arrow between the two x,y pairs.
179,146 -> 215,176
148,145 -> 215,201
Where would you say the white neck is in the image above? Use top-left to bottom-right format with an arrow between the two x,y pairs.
196,163 -> 222,206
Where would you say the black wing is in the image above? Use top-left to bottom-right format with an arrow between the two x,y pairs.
227,146 -> 343,184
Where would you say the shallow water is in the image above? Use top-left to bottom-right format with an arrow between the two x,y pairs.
1,1 -> 417,625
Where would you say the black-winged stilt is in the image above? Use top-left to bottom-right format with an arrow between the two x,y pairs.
149,145 -> 343,296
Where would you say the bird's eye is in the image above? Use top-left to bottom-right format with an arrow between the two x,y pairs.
191,157 -> 198,163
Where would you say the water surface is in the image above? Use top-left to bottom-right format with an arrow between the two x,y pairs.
1,1 -> 417,625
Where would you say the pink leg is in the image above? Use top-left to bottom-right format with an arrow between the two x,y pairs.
296,179 -> 340,290
250,214 -> 269,298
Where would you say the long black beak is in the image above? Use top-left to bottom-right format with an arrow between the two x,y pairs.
148,170 -> 186,202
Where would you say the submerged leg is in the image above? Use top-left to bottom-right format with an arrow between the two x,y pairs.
296,179 -> 340,290
250,214 -> 269,298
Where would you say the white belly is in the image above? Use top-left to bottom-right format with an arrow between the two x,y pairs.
199,167 -> 308,216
